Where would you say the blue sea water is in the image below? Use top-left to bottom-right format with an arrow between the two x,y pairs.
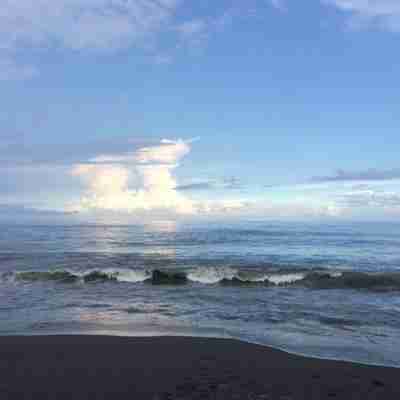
1,221 -> 400,367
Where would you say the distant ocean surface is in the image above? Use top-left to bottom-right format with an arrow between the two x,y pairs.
1,221 -> 400,367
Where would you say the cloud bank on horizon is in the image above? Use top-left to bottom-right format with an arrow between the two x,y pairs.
1,133 -> 400,222
2,135 -> 400,222
312,168 -> 400,183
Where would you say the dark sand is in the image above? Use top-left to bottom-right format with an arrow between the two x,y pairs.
1,335 -> 399,399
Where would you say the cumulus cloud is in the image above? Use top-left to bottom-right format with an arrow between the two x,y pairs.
134,138 -> 191,164
324,0 -> 400,31
0,136 -> 253,220
71,139 -> 196,215
69,137 -> 258,219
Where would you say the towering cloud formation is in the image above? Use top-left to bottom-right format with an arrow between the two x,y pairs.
71,139 -> 195,215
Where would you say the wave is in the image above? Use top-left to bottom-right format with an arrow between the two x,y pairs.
3,267 -> 400,291
7,269 -> 151,284
187,267 -> 237,284
187,267 -> 308,285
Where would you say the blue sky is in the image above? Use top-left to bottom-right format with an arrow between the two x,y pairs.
1,0 -> 400,222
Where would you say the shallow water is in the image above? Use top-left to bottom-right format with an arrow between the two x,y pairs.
1,221 -> 400,366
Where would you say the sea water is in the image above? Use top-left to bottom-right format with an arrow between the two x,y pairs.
1,221 -> 400,367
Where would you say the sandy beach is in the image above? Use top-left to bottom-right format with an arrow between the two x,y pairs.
1,335 -> 399,399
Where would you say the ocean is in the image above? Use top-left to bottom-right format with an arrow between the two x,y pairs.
1,221 -> 400,367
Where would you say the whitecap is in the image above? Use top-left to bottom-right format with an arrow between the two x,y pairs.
328,271 -> 343,278
187,267 -> 237,284
103,268 -> 151,283
266,273 -> 306,285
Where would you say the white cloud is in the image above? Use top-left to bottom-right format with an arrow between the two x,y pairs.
71,139 -> 196,215
70,138 -> 258,218
134,138 -> 191,164
341,187 -> 400,209
2,0 -> 399,81
70,142 -> 353,220
0,0 -> 180,51
0,0 -> 182,78
89,138 -> 191,164
0,136 -> 252,219
1,1 -> 281,78
324,0 -> 400,31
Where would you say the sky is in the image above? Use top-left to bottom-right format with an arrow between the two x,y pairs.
1,0 -> 400,223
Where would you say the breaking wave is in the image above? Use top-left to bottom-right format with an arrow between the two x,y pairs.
7,269 -> 152,284
2,267 -> 400,291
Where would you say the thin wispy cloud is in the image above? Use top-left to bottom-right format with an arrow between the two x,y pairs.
323,0 -> 400,31
0,0 -> 291,78
0,0 -> 179,51
176,177 -> 242,192
0,204 -> 75,220
339,188 -> 400,212
312,168 -> 400,183
175,182 -> 214,192
0,137 -> 158,166
0,0 -> 180,78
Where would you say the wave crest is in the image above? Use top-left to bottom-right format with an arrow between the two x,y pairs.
187,267 -> 237,284
3,267 -> 400,291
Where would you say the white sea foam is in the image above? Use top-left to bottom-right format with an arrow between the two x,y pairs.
103,268 -> 151,282
266,273 -> 306,285
179,268 -> 307,285
328,271 -> 343,278
236,273 -> 270,283
187,267 -> 237,284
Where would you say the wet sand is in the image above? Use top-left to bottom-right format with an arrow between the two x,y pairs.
0,335 -> 399,399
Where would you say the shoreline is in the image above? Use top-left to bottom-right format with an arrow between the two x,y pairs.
1,335 -> 399,399
4,331 -> 399,369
